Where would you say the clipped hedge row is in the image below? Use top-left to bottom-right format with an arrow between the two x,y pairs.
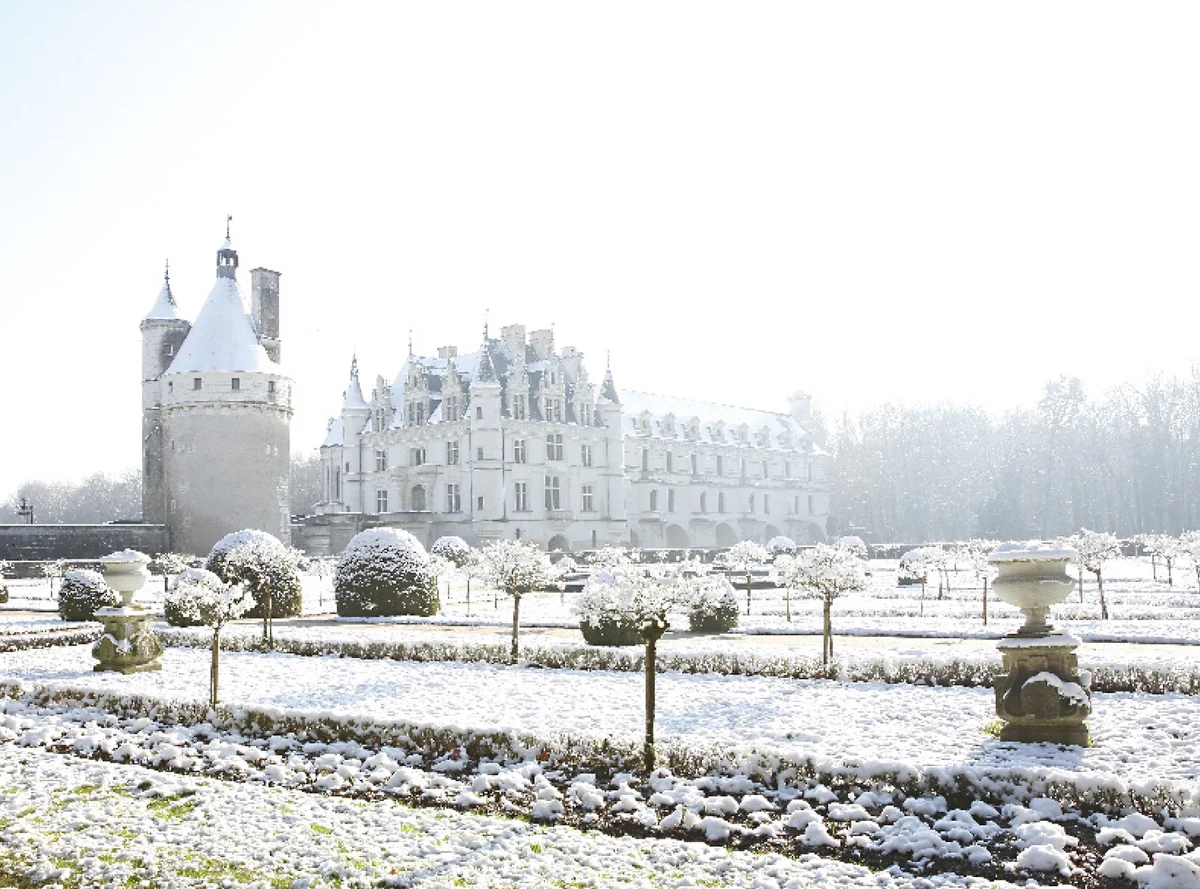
0,628 -> 103,654
154,627 -> 1200,696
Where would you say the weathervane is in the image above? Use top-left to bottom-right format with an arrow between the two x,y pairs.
164,258 -> 170,283
483,308 -> 489,339
226,214 -> 232,240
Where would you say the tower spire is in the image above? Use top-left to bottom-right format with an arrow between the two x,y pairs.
226,214 -> 232,241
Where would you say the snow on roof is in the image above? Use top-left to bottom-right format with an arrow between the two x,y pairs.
342,365 -> 369,413
164,277 -> 275,375
143,279 -> 184,322
621,390 -> 811,447
322,417 -> 345,448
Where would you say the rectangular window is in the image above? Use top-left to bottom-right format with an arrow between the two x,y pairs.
546,433 -> 563,461
410,448 -> 425,466
690,453 -> 698,475
544,476 -> 561,510
268,381 -> 276,397
375,448 -> 388,472
231,377 -> 240,391
581,444 -> 592,467
445,483 -> 461,513
764,494 -> 770,513
808,495 -> 816,515
444,397 -> 457,421
514,439 -> 527,463
476,406 -> 483,419
666,452 -> 673,473
376,490 -> 388,513
446,440 -> 459,464
667,489 -> 675,512
762,460 -> 769,478
477,496 -> 485,510
515,482 -> 529,512
513,395 -> 526,419
792,495 -> 800,514
554,399 -> 563,422
582,484 -> 594,512
785,461 -> 792,478
193,377 -> 202,390
718,492 -> 726,513
641,449 -> 649,471
716,455 -> 723,476
476,447 -> 484,461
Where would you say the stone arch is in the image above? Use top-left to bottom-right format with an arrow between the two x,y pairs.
715,522 -> 739,547
764,524 -> 782,544
547,533 -> 571,553
665,524 -> 689,548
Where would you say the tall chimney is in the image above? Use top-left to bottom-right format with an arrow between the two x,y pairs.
250,268 -> 282,363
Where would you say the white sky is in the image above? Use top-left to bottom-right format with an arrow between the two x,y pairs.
1,2 -> 1198,505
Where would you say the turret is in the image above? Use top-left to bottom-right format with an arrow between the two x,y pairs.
340,356 -> 372,514
596,358 -> 626,523
470,334 -> 504,523
140,261 -> 191,524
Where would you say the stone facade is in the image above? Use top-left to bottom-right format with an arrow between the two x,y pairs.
140,231 -> 292,557
307,324 -> 829,554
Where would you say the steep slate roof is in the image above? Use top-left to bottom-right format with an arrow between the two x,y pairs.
164,276 -> 274,375
143,270 -> 183,322
620,390 -> 819,451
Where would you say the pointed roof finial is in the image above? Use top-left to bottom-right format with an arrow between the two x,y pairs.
484,308 -> 489,340
408,330 -> 413,357
351,353 -> 359,378
164,258 -> 170,285
606,350 -> 611,371
226,214 -> 232,241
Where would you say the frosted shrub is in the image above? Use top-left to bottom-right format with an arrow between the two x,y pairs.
57,569 -> 117,621
335,528 -> 438,618
164,568 -> 219,627
687,574 -> 739,633
766,536 -> 797,557
148,552 -> 194,576
725,541 -> 769,615
205,530 -> 303,624
431,536 -> 471,568
480,540 -> 555,661
574,570 -> 644,646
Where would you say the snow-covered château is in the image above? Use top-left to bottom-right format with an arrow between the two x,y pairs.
304,323 -> 828,555
140,225 -> 292,555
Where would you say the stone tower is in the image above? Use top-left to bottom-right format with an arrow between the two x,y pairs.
140,262 -> 191,525
148,226 -> 293,555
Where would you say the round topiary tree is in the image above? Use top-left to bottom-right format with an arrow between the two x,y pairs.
57,569 -> 118,621
687,574 -> 739,632
164,567 -> 221,627
205,530 -> 303,643
431,536 -> 471,568
574,569 -> 649,647
335,528 -> 439,618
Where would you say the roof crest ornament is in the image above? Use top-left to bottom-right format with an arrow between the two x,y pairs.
226,214 -> 232,241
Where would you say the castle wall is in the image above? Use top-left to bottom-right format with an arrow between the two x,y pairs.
163,401 -> 291,555
0,524 -> 169,561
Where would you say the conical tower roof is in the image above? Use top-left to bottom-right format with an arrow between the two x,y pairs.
342,356 -> 370,412
143,262 -> 183,322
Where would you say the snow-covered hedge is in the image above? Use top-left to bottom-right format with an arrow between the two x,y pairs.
203,530 -> 303,621
0,628 -> 102,653
335,528 -> 439,618
688,576 -> 739,633
56,569 -> 117,621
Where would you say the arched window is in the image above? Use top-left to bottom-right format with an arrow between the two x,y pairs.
411,485 -> 426,511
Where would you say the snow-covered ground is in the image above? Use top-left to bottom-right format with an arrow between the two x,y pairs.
2,644 -> 1197,791
0,743 -> 1033,889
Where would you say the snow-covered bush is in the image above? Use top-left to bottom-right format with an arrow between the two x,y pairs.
56,569 -> 117,621
148,552 -> 194,576
686,574 -> 739,633
164,567 -> 221,627
335,528 -> 438,618
766,536 -> 797,557
574,570 -> 645,646
835,536 -> 868,560
205,530 -> 303,621
725,541 -> 769,615
588,546 -> 641,569
431,536 -> 472,568
777,544 -> 866,664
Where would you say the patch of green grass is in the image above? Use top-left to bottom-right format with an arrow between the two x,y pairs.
70,784 -> 99,795
981,719 -> 1005,739
529,843 -> 543,853
310,823 -> 333,835
177,857 -> 259,883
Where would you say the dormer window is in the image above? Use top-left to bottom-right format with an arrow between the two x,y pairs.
193,377 -> 202,390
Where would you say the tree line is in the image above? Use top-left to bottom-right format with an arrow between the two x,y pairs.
826,371 -> 1200,542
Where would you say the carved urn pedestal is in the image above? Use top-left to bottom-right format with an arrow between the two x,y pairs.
989,542 -> 1091,746
93,550 -> 163,674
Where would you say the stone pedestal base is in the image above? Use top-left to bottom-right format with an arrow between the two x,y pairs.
92,606 -> 163,674
995,633 -> 1091,747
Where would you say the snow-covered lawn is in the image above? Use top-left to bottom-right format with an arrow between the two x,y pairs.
0,615 -> 94,636
2,644 -> 1197,791
0,743 -> 1034,889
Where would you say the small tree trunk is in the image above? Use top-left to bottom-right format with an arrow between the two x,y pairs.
263,584 -> 274,650
919,578 -> 925,617
466,576 -> 471,616
644,633 -> 658,772
1098,570 -> 1108,620
982,576 -> 989,626
1166,557 -> 1174,586
210,628 -> 221,707
822,599 -> 832,665
745,573 -> 752,616
785,587 -> 792,623
1151,553 -> 1158,581
1078,564 -> 1085,603
163,575 -> 169,594
510,592 -> 521,663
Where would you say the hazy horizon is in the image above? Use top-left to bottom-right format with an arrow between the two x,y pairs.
2,2 -> 1198,503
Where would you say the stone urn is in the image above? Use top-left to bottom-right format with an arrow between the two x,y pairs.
93,550 -> 163,673
988,541 -> 1091,746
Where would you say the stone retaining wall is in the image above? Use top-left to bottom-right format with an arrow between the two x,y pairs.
0,525 -> 169,562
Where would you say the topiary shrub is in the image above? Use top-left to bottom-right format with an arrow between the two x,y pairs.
431,536 -> 472,568
335,528 -> 439,617
687,575 -> 739,633
164,567 -> 220,627
579,618 -> 643,646
57,569 -> 117,621
205,530 -> 303,620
